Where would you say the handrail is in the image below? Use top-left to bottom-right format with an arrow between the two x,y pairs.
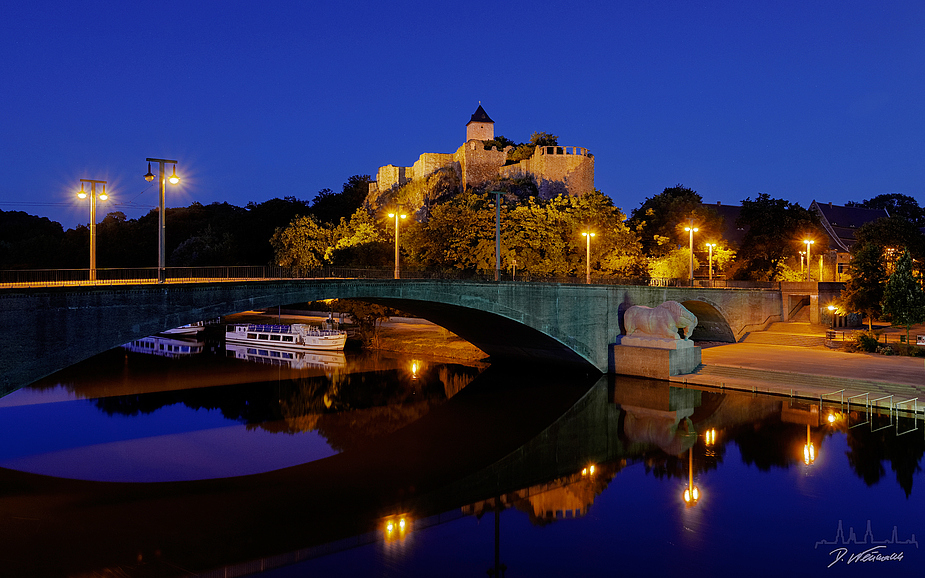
0,266 -> 798,290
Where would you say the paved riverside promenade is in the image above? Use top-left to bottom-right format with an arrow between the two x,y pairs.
673,342 -> 925,412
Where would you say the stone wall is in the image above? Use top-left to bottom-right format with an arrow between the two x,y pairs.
411,152 -> 456,182
376,164 -> 409,192
466,121 -> 493,141
500,145 -> 595,198
454,141 -> 508,190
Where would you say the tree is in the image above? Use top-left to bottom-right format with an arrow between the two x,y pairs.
648,247 -> 699,280
881,249 -> 925,344
840,242 -> 887,331
627,185 -> 723,258
311,175 -> 373,225
734,194 -> 822,281
529,131 -> 558,147
854,216 -> 925,277
270,214 -> 331,272
851,193 -> 925,227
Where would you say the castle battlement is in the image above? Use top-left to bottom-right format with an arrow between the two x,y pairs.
369,106 -> 594,201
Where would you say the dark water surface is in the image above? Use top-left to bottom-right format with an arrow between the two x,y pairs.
0,341 -> 923,577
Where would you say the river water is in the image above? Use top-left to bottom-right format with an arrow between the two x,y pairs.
0,333 -> 923,577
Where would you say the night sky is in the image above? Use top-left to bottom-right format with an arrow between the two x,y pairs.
2,1 -> 923,229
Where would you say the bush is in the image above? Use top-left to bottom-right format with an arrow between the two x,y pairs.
876,345 -> 895,355
853,331 -> 880,353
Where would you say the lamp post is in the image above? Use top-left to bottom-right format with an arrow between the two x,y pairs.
803,240 -> 814,281
144,158 -> 180,283
705,243 -> 716,284
799,250 -> 805,276
388,210 -> 407,279
491,191 -> 502,282
582,231 -> 595,285
77,179 -> 108,282
684,223 -> 699,285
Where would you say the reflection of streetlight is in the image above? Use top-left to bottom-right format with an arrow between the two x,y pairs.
78,179 -> 108,282
705,243 -> 716,284
144,158 -> 180,283
582,231 -> 595,285
704,428 -> 716,446
683,447 -> 700,507
803,239 -> 814,281
803,424 -> 815,465
384,515 -> 410,541
685,223 -> 699,285
388,210 -> 407,280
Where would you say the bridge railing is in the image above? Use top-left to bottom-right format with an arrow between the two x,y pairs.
0,266 -> 788,289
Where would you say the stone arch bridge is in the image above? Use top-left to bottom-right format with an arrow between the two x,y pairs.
0,280 -> 784,395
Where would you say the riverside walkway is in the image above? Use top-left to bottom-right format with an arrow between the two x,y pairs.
675,341 -> 925,415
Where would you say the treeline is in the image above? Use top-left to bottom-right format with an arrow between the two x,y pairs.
0,176 -> 371,270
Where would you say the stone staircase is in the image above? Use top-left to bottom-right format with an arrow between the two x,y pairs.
739,306 -> 828,347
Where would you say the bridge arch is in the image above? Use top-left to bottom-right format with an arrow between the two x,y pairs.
1,280 -> 782,395
681,299 -> 736,342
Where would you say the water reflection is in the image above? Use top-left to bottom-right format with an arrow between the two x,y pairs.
0,358 -> 922,576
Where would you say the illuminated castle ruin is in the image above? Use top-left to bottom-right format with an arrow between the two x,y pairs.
368,105 -> 594,199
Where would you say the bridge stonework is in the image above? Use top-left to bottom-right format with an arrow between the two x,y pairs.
0,280 -> 783,396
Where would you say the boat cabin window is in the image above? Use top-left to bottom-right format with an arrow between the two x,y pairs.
282,336 -> 294,342
258,334 -> 269,340
247,333 -> 257,339
270,335 -> 281,341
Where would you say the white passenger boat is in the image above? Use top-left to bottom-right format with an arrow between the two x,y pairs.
224,323 -> 347,351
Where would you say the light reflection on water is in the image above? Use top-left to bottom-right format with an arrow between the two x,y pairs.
0,342 -> 923,577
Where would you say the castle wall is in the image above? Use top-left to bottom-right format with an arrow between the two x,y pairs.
376,164 -> 409,191
500,145 -> 594,198
411,152 -> 456,181
454,141 -> 507,190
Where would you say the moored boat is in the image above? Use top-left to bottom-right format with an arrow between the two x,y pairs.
224,323 -> 347,351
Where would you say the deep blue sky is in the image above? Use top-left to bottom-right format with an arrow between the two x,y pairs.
2,1 -> 924,229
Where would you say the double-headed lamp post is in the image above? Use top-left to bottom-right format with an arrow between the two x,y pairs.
388,210 -> 407,279
803,239 -> 814,281
684,224 -> 699,285
582,231 -> 596,285
705,243 -> 716,283
77,179 -> 108,282
144,158 -> 180,283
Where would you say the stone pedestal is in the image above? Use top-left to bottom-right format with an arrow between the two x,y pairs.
609,336 -> 701,379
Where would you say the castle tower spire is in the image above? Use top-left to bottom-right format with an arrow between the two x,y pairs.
466,104 -> 494,141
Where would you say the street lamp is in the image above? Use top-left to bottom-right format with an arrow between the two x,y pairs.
144,158 -> 180,283
684,223 -> 699,285
582,231 -> 595,285
491,191 -> 503,282
77,179 -> 108,282
388,210 -> 407,279
705,243 -> 716,284
803,239 -> 814,281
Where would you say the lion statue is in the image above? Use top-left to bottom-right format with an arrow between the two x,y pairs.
624,301 -> 698,340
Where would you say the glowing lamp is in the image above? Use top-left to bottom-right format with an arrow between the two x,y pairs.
168,165 -> 180,185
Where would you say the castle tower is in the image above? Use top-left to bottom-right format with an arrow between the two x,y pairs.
466,104 -> 494,141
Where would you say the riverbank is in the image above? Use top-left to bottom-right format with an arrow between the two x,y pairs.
675,342 -> 925,413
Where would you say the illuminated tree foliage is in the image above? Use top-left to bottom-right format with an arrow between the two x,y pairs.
733,193 -> 821,281
840,242 -> 887,331
627,185 -> 724,259
270,214 -> 330,271
881,249 -> 925,344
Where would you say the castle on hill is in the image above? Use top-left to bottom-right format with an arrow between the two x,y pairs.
368,105 -> 595,200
